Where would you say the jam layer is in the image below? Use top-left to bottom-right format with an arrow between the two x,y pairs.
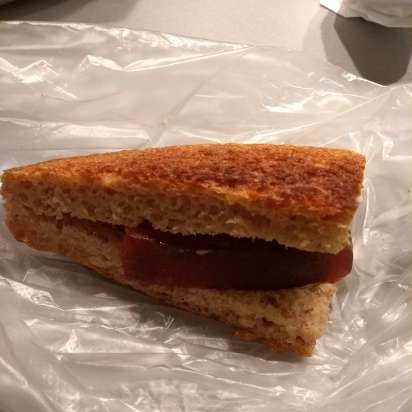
122,222 -> 352,290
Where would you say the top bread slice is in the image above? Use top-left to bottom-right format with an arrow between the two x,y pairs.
1,144 -> 365,253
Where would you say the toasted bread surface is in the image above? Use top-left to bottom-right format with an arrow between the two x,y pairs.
6,208 -> 336,356
1,144 -> 365,253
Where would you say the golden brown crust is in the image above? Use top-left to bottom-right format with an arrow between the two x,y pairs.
3,144 -> 364,220
5,208 -> 336,356
1,144 -> 365,253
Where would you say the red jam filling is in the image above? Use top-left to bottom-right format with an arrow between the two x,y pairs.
122,222 -> 352,290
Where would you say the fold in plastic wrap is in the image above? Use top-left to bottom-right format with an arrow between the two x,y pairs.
0,21 -> 411,412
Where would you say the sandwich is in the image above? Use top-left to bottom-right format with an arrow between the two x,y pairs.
1,144 -> 365,356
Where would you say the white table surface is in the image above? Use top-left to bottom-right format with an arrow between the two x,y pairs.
1,0 -> 412,85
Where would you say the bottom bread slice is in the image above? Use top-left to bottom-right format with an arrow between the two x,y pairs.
6,209 -> 336,356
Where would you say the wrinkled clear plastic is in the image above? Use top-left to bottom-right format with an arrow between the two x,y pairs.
0,21 -> 411,412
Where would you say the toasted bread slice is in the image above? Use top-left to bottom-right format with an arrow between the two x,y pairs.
1,144 -> 365,253
6,207 -> 336,356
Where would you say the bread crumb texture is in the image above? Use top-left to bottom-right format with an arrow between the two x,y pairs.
6,209 -> 336,356
1,144 -> 365,252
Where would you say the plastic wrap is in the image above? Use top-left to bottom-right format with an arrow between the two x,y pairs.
0,21 -> 411,412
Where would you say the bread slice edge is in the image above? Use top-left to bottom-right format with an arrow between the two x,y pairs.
1,144 -> 365,253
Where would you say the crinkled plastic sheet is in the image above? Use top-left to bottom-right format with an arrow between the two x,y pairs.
0,21 -> 411,412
